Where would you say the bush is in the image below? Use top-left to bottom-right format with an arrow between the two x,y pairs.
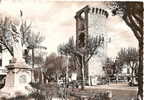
28,92 -> 45,100
6,96 -> 27,100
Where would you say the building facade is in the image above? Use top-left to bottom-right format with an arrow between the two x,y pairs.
75,5 -> 109,85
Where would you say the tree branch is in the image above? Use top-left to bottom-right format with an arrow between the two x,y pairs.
3,42 -> 14,56
86,46 -> 98,64
129,15 -> 142,36
133,13 -> 143,28
123,16 -> 141,40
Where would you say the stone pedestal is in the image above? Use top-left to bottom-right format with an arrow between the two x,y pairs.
0,58 -> 33,97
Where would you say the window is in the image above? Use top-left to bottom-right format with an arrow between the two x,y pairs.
79,33 -> 85,47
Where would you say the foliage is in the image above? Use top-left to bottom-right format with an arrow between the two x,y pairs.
43,53 -> 66,82
117,48 -> 139,65
0,17 -> 14,56
29,82 -> 60,100
25,51 -> 45,65
117,48 -> 139,85
58,35 -> 104,89
117,48 -> 139,75
103,58 -> 116,76
103,57 -> 123,83
6,96 -> 28,100
68,56 -> 78,73
58,35 -> 104,66
26,32 -> 45,49
34,55 -> 45,65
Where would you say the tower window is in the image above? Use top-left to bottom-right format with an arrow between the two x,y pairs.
79,33 -> 85,47
80,12 -> 85,19
79,22 -> 85,31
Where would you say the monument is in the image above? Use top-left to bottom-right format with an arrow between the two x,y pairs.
0,26 -> 32,97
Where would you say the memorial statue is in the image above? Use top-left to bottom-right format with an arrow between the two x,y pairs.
11,24 -> 24,63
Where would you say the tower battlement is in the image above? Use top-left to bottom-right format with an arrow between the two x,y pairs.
75,5 -> 109,19
89,7 -> 109,18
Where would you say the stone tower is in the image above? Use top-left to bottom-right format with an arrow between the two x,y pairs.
75,5 -> 109,85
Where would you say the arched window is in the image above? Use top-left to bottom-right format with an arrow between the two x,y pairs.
78,12 -> 85,31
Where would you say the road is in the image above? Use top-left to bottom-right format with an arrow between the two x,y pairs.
83,83 -> 137,100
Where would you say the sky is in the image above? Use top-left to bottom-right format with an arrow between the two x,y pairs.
0,0 -> 138,58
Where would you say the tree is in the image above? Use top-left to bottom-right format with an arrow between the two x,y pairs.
43,53 -> 66,82
0,16 -> 32,57
58,35 -> 104,90
103,58 -> 114,84
117,48 -> 139,86
106,2 -> 143,99
68,56 -> 79,74
103,57 -> 123,84
103,58 -> 115,81
0,17 -> 14,56
33,53 -> 45,66
26,32 -> 46,67
28,54 -> 45,83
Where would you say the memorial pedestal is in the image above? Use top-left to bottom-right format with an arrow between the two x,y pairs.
0,58 -> 33,97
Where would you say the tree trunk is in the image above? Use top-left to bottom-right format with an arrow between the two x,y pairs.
56,73 -> 59,83
131,67 -> 134,86
3,43 -> 14,57
137,40 -> 143,100
32,48 -> 35,68
81,56 -> 85,90
31,48 -> 35,82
